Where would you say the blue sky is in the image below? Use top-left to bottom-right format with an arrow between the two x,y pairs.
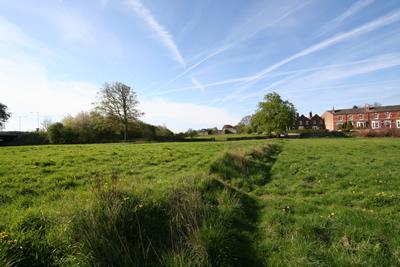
1,0 -> 400,132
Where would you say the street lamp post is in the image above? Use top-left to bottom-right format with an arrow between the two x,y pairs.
18,115 -> 28,131
30,112 -> 40,131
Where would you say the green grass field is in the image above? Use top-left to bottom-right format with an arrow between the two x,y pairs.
190,133 -> 265,141
1,138 -> 399,266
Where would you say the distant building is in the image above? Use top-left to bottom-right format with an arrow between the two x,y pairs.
197,129 -> 212,135
292,112 -> 325,130
222,124 -> 237,134
322,105 -> 400,131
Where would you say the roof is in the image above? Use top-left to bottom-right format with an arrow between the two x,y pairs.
311,114 -> 323,120
327,105 -> 400,115
297,115 -> 310,120
296,114 -> 322,120
222,124 -> 235,129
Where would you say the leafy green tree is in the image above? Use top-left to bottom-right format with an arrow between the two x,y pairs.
186,129 -> 197,138
95,82 -> 143,141
0,102 -> 11,129
63,112 -> 96,143
251,92 -> 296,135
47,123 -> 65,144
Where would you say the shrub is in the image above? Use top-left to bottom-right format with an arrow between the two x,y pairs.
356,129 -> 400,137
47,123 -> 65,144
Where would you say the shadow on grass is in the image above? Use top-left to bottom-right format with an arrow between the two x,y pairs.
67,176 -> 265,267
209,144 -> 282,191
1,144 -> 281,267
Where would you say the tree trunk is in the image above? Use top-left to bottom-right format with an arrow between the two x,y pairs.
124,123 -> 128,141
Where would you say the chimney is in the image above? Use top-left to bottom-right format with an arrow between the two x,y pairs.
309,112 -> 313,119
296,113 -> 299,118
332,106 -> 335,113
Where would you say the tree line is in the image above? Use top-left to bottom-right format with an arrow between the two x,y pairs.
1,82 -> 177,144
1,85 -> 297,144
47,82 -> 177,144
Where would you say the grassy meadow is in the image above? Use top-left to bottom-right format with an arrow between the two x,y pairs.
189,133 -> 265,141
0,138 -> 399,266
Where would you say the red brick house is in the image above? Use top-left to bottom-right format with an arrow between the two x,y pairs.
292,112 -> 325,130
322,105 -> 400,131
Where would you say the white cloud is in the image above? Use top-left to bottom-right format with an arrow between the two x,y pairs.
140,98 -> 240,132
226,0 -> 313,45
0,17 -> 99,131
281,53 -> 400,92
317,0 -> 375,36
248,9 -> 400,84
211,8 -> 400,105
150,76 -> 247,96
151,1 -> 312,93
0,16 -> 34,48
0,16 -> 54,58
151,3 -> 398,102
0,57 -> 98,131
233,53 -> 400,105
126,0 -> 185,65
190,77 -> 205,92
0,16 -> 237,133
152,47 -> 227,92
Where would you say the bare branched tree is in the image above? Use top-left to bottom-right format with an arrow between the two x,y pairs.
41,117 -> 53,132
95,82 -> 143,140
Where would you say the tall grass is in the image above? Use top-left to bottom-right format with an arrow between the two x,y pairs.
67,172 -> 264,266
2,139 -> 399,265
209,144 -> 281,191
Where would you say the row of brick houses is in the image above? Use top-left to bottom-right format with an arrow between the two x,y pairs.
292,105 -> 400,131
292,112 -> 325,130
322,105 -> 400,131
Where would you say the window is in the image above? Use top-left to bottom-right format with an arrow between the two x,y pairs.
359,114 -> 364,120
357,121 -> 366,128
348,114 -> 353,121
372,121 -> 380,129
397,120 -> 400,128
306,121 -> 309,125
312,126 -> 319,130
374,113 -> 379,119
385,112 -> 391,119
338,115 -> 343,122
313,120 -> 316,125
384,120 -> 391,128
299,121 -> 303,126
